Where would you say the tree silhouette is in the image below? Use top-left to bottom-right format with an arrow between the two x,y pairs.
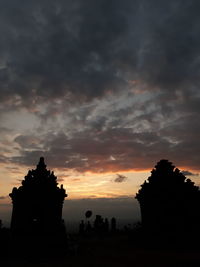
136,159 -> 200,234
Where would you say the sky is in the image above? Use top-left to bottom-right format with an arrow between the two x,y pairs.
0,0 -> 200,226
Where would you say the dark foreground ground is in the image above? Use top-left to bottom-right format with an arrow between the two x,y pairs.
1,231 -> 200,267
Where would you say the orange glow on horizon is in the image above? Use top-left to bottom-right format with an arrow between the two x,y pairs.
0,159 -> 199,206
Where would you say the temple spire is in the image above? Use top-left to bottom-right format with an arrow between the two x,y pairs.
37,156 -> 46,170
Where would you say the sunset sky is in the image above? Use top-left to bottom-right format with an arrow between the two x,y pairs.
0,0 -> 200,225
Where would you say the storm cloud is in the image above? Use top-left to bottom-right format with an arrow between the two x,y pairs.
114,174 -> 128,183
0,0 -> 200,175
0,1 -> 199,104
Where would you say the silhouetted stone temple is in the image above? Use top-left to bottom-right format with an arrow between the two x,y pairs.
9,157 -> 67,235
136,159 -> 200,234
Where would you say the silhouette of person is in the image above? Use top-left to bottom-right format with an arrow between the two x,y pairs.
86,221 -> 92,234
79,220 -> 85,235
111,217 -> 116,232
104,218 -> 109,233
94,215 -> 104,234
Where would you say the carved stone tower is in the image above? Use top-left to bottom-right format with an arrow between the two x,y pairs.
9,157 -> 67,235
136,159 -> 200,233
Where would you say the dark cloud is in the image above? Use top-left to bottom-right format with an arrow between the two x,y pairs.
14,135 -> 41,149
0,155 -> 10,164
11,124 -> 200,172
0,196 -> 8,200
1,0 -> 200,173
0,0 -> 199,108
114,174 -> 128,183
0,0 -> 133,107
182,171 -> 199,177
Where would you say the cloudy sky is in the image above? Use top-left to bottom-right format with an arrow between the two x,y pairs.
0,0 -> 200,225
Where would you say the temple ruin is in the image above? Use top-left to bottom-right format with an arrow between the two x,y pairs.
136,159 -> 200,233
9,157 -> 67,235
